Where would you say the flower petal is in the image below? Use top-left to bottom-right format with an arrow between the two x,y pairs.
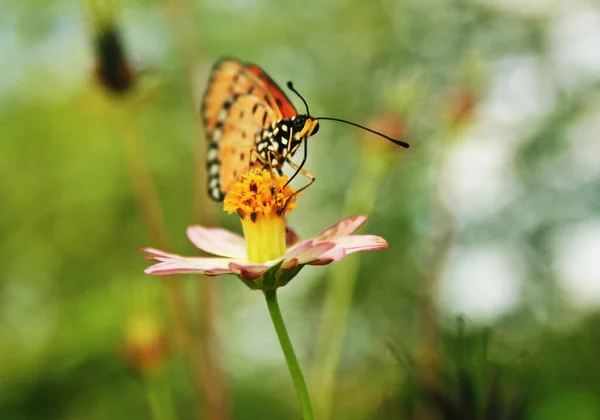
284,239 -> 318,260
333,235 -> 389,254
144,257 -> 237,276
316,235 -> 389,263
312,215 -> 368,242
310,247 -> 346,264
309,258 -> 336,266
291,241 -> 336,265
228,262 -> 271,280
286,225 -> 301,247
281,257 -> 299,270
139,247 -> 184,261
186,226 -> 247,258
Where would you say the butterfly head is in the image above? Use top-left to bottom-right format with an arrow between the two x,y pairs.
291,115 -> 320,140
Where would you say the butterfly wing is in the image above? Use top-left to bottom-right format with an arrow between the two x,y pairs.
202,58 -> 295,132
246,63 -> 297,119
202,58 -> 298,201
210,96 -> 276,200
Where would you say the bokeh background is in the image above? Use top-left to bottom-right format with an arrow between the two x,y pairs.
2,0 -> 600,419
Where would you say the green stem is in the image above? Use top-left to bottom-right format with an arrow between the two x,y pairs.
311,259 -> 357,420
311,145 -> 392,419
264,290 -> 314,420
116,106 -> 206,416
145,375 -> 178,420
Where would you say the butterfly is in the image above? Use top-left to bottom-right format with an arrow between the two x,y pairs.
201,58 -> 409,201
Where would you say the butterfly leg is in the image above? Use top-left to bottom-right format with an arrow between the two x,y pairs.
278,158 -> 315,214
247,147 -> 264,173
249,148 -> 281,195
263,149 -> 315,215
284,132 -> 308,188
264,149 -> 287,195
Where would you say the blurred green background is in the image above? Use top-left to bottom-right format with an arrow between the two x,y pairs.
2,0 -> 600,419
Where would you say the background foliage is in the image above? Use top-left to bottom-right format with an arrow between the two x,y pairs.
2,0 -> 600,419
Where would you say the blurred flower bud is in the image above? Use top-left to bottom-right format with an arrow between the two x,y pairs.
359,112 -> 408,157
446,87 -> 478,129
342,112 -> 409,213
93,24 -> 136,95
123,313 -> 168,375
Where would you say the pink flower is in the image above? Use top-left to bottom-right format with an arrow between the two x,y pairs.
140,215 -> 388,291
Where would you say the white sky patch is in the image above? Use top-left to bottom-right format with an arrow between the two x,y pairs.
121,6 -> 170,68
439,133 -> 518,221
480,55 -> 555,133
549,4 -> 600,90
486,0 -> 563,17
552,219 -> 600,308
439,243 -> 524,324
31,19 -> 88,97
438,55 -> 559,220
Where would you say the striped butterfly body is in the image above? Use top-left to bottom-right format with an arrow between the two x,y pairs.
201,58 -> 319,201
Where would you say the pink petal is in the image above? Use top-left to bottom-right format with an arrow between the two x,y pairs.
333,235 -> 389,254
291,242 -> 336,265
139,247 -> 184,261
281,258 -> 299,270
228,262 -> 271,280
284,240 -> 318,260
186,226 -> 247,258
310,247 -> 346,263
312,216 -> 368,242
316,235 -> 388,263
144,256 -> 237,276
286,226 -> 301,247
309,258 -> 336,266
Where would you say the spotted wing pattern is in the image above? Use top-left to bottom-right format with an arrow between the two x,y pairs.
201,58 -> 298,201
246,64 -> 297,119
213,96 -> 273,196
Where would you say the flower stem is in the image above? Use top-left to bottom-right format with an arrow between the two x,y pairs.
264,290 -> 314,420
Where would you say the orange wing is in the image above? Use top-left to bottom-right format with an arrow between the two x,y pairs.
202,58 -> 298,201
202,59 -> 296,134
216,96 -> 276,197
246,64 -> 298,119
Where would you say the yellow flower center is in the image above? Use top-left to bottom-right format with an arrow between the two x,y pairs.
224,169 -> 298,263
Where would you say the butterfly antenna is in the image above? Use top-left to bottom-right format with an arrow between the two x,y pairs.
315,116 -> 410,148
287,81 -> 311,116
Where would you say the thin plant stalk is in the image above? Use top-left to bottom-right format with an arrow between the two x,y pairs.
312,144 -> 394,420
145,374 -> 178,420
264,290 -> 315,420
412,140 -> 456,393
413,203 -> 454,390
119,106 -> 192,350
117,105 -> 205,409
159,0 -> 229,418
